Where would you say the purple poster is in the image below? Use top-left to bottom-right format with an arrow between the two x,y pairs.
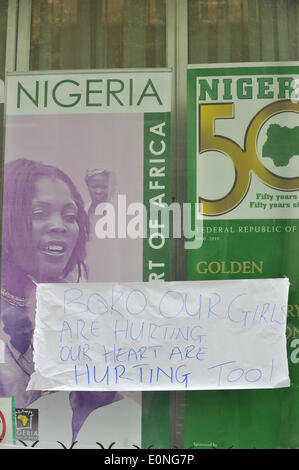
0,71 -> 172,448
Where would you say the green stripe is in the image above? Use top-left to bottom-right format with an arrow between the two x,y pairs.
187,65 -> 299,79
143,112 -> 171,283
11,396 -> 16,445
142,112 -> 171,449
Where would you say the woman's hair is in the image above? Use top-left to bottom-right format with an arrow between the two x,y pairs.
1,158 -> 90,282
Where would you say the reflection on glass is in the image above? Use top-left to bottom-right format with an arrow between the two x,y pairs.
188,0 -> 299,64
0,0 -> 8,80
30,0 -> 166,70
0,0 -> 8,187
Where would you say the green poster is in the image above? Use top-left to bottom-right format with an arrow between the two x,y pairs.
186,63 -> 299,449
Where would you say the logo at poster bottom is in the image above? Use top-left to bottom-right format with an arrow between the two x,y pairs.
0,410 -> 6,443
15,409 -> 38,442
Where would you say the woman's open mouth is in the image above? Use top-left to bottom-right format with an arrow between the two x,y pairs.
38,241 -> 67,256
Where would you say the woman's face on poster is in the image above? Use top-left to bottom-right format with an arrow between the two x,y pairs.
15,176 -> 80,282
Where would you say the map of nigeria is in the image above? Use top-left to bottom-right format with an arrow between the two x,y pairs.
262,124 -> 299,167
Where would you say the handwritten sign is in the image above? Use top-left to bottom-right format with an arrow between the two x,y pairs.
27,279 -> 290,392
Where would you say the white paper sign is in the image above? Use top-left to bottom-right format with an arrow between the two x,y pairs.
27,278 -> 290,392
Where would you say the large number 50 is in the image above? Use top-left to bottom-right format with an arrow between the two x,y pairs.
198,100 -> 299,216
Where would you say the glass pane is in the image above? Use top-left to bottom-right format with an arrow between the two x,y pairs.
0,0 -> 8,184
30,0 -> 166,70
188,0 -> 299,64
0,1 -> 8,81
186,0 -> 299,451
